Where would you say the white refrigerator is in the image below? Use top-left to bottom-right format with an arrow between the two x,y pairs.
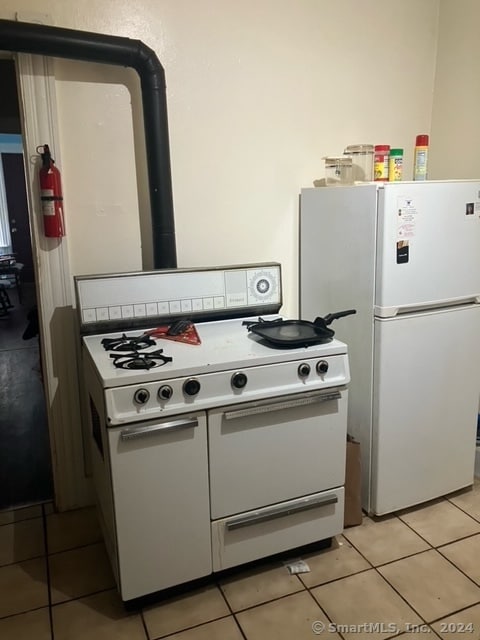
300,180 -> 480,515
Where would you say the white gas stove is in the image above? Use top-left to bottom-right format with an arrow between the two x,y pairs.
82,317 -> 348,425
76,263 -> 350,604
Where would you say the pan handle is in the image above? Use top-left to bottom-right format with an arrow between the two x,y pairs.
242,318 -> 283,330
321,309 -> 357,326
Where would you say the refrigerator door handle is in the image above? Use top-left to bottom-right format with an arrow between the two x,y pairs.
375,296 -> 480,318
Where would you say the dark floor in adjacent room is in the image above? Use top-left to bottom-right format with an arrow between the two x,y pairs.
0,282 -> 53,510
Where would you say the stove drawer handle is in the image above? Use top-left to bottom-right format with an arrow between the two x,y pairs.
120,418 -> 199,441
223,391 -> 341,420
225,493 -> 338,531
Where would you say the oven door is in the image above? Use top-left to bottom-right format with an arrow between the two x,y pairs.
208,388 -> 348,519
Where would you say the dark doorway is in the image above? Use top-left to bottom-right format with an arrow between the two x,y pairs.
0,58 -> 53,510
2,153 -> 35,282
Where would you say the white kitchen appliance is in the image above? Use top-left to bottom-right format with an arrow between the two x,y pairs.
300,181 -> 480,516
76,263 -> 350,603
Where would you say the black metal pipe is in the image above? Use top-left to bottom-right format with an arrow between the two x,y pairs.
0,18 -> 177,268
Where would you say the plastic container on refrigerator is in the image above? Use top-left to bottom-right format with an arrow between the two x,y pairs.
344,144 -> 374,182
324,156 -> 353,186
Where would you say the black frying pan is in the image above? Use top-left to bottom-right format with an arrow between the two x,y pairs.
244,309 -> 356,348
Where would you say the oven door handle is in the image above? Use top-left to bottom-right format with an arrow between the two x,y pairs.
225,493 -> 338,531
223,390 -> 342,420
120,418 -> 199,441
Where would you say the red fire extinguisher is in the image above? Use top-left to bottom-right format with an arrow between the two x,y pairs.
37,144 -> 65,237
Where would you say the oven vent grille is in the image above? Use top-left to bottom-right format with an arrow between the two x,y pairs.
90,396 -> 104,460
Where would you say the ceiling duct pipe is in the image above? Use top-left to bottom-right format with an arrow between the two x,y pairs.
0,18 -> 177,269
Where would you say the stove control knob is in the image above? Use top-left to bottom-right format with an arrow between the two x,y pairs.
231,372 -> 248,389
158,385 -> 173,401
134,388 -> 150,405
316,360 -> 329,375
183,378 -> 201,396
298,363 -> 311,378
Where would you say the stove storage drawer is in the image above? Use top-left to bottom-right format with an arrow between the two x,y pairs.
208,389 -> 348,519
107,412 -> 212,601
211,487 -> 344,571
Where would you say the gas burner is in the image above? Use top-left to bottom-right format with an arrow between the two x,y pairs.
101,333 -> 156,352
110,349 -> 173,370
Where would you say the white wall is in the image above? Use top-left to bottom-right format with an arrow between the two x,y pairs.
54,61 -> 144,275
1,0 -> 440,316
429,0 -> 480,179
0,0 -> 444,510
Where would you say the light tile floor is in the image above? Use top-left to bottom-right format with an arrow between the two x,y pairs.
1,483 -> 480,639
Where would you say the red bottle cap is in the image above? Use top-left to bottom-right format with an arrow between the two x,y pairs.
374,145 -> 390,151
415,134 -> 429,146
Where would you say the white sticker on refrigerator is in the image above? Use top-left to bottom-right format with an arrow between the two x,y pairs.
397,197 -> 417,240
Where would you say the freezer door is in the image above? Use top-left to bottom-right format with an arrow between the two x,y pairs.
375,181 -> 480,316
371,304 -> 480,515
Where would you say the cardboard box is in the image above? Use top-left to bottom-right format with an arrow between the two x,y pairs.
344,435 -> 363,527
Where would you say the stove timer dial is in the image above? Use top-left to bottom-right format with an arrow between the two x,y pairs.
248,269 -> 278,302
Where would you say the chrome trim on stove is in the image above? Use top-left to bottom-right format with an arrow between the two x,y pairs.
120,418 -> 199,440
223,390 -> 342,420
224,493 -> 338,530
